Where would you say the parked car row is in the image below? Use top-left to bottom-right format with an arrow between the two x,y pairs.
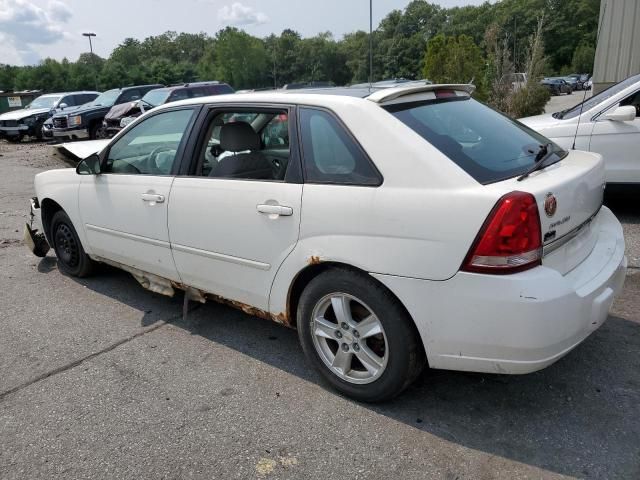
102,82 -> 234,137
540,77 -> 573,95
540,74 -> 592,95
566,73 -> 592,90
0,82 -> 234,143
0,91 -> 99,142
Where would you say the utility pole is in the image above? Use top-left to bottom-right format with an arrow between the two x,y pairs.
83,32 -> 98,91
273,44 -> 277,89
369,0 -> 373,86
513,17 -> 517,71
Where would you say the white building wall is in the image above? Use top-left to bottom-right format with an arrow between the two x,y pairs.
593,0 -> 640,93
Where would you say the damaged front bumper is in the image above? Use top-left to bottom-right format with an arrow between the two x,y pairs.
23,197 -> 50,257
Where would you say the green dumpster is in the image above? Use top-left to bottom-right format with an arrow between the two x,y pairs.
0,91 -> 42,114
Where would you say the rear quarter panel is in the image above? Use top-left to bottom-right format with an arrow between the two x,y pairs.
269,99 -> 500,316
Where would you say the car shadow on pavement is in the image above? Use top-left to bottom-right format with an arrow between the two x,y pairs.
65,262 -> 640,479
37,256 -> 57,273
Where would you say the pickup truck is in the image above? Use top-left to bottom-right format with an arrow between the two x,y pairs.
0,91 -> 98,142
51,84 -> 163,140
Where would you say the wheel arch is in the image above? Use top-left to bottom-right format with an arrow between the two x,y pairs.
40,197 -> 64,245
285,262 -> 425,358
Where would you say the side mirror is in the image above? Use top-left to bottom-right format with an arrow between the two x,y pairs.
602,105 -> 636,122
59,103 -> 68,110
76,153 -> 101,175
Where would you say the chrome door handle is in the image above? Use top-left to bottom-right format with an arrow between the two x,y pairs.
141,193 -> 165,203
257,204 -> 293,216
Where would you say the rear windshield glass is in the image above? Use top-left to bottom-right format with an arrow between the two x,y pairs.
385,97 -> 565,184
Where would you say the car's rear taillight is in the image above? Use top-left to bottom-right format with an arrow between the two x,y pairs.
462,191 -> 542,274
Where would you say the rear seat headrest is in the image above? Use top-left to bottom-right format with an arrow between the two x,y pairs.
219,122 -> 260,151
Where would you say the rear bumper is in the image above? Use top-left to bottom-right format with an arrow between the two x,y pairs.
373,206 -> 627,374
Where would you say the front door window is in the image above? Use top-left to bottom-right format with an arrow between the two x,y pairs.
105,109 -> 195,175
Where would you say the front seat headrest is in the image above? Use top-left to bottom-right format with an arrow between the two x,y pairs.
219,122 -> 260,152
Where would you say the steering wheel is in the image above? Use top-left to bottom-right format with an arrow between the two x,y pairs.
148,146 -> 176,174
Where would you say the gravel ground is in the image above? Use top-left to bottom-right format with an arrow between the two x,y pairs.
0,139 -> 639,479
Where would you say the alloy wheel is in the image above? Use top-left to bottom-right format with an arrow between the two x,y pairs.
311,293 -> 388,384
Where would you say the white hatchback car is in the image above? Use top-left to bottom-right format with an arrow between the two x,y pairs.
25,84 -> 627,401
520,73 -> 640,184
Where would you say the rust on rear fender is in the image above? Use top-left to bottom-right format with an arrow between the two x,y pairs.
208,294 -> 293,328
308,255 -> 321,265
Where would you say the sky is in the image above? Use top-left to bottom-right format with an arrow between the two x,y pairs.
0,0 -> 488,66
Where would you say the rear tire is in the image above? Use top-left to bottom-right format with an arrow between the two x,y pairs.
51,210 -> 94,277
297,268 -> 425,402
7,135 -> 23,143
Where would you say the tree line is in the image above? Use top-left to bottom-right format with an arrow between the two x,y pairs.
0,0 -> 599,94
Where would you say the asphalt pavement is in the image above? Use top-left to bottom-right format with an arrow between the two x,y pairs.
0,139 -> 638,479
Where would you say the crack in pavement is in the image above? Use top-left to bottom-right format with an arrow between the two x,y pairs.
0,317 -> 176,402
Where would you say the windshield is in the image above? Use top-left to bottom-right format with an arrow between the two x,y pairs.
385,97 -> 566,184
142,90 -> 170,107
555,73 -> 640,119
90,89 -> 120,108
26,95 -> 61,109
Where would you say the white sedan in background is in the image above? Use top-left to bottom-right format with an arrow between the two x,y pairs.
25,84 -> 626,401
520,73 -> 640,184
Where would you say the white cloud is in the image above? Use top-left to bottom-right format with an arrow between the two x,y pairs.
0,0 -> 72,65
218,2 -> 269,27
48,0 -> 72,22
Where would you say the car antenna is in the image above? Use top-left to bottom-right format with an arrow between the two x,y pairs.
571,85 -> 589,150
572,0 -> 606,150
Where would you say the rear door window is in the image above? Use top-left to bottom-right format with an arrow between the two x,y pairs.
385,97 -> 566,184
79,94 -> 96,105
195,110 -> 290,181
61,95 -> 76,107
298,108 -> 381,186
169,89 -> 190,102
118,89 -> 142,103
208,84 -> 234,95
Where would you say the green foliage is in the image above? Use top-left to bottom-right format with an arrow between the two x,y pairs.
1,0 -> 600,101
423,34 -> 486,97
572,44 -> 596,74
203,27 -> 268,89
508,83 -> 550,117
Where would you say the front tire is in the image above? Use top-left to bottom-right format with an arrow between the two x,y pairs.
297,268 -> 425,402
51,210 -> 94,277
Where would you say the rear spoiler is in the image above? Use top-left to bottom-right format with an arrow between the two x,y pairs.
366,84 -> 476,104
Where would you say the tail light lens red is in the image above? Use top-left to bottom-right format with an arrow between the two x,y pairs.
462,191 -> 542,274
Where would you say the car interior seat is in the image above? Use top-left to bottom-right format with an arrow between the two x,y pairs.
211,122 -> 274,179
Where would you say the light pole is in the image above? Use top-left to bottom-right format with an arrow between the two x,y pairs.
369,0 -> 373,87
82,32 -> 98,91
